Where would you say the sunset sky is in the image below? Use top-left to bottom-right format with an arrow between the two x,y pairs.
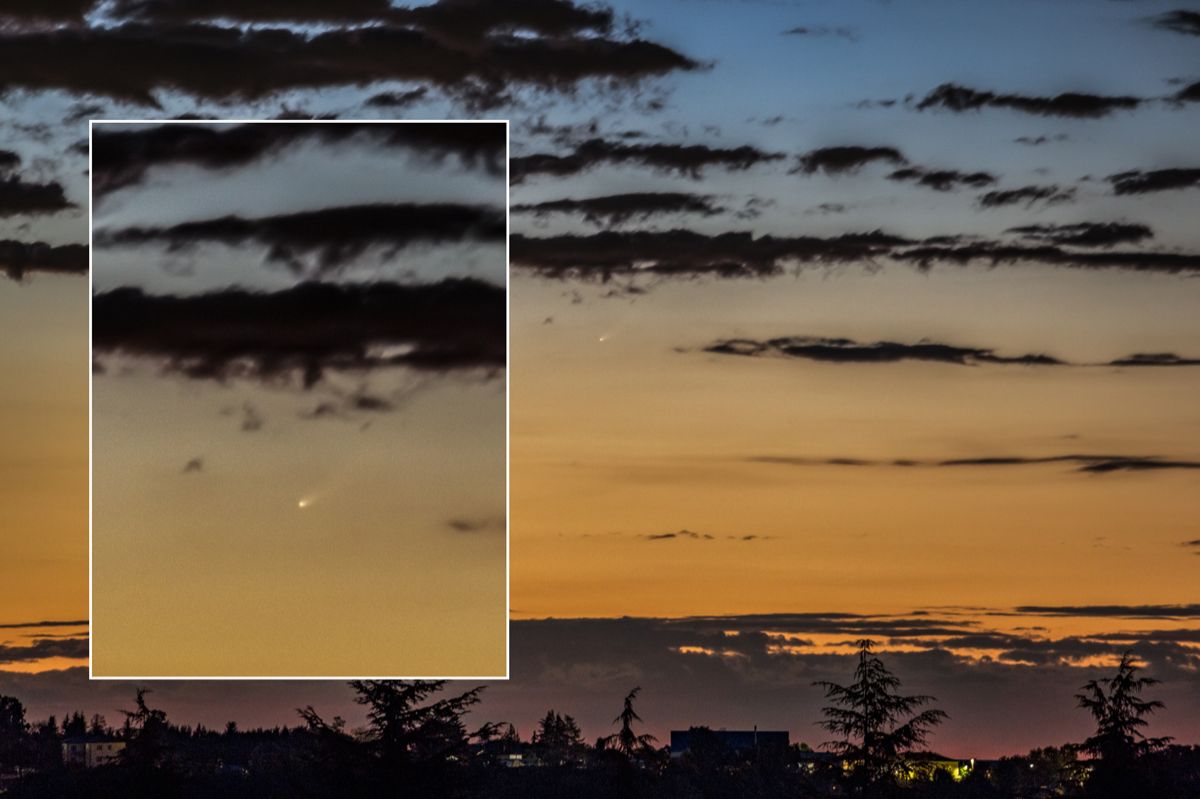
2,0 -> 1199,758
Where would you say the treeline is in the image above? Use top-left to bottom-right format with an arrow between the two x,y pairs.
0,641 -> 1197,798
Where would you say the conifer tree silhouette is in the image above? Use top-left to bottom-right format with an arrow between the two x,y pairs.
814,639 -> 947,790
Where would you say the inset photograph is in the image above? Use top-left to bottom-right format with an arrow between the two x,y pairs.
89,121 -> 507,678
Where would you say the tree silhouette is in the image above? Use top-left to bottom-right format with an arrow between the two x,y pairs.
61,710 -> 86,739
531,709 -> 584,765
297,702 -> 365,789
119,689 -> 171,770
498,723 -> 521,746
349,680 -> 485,767
599,687 -> 658,759
1076,652 -> 1171,797
88,713 -> 108,737
0,695 -> 28,770
814,639 -> 947,790
27,716 -> 62,772
295,681 -> 487,794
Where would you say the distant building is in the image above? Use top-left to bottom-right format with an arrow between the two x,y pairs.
62,735 -> 125,768
795,748 -> 841,772
474,737 -> 531,767
669,728 -> 790,759
497,752 -> 527,768
902,752 -> 974,782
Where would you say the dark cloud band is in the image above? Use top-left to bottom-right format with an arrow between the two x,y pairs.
91,121 -> 506,197
92,278 -> 505,386
511,139 -> 784,183
1013,605 -> 1200,618
0,176 -> 75,217
512,192 -> 724,225
0,240 -> 88,281
0,152 -> 76,217
895,242 -> 1200,274
94,203 -> 506,272
511,229 -> 1200,281
510,229 -> 908,279
0,619 -> 89,630
0,0 -> 92,23
107,0 -> 615,40
0,637 -> 89,665
0,20 -> 696,108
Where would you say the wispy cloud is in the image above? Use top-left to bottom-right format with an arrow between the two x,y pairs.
1108,353 -> 1200,367
977,184 -> 1075,208
792,145 -> 905,176
1108,168 -> 1200,195
888,166 -> 996,192
1005,222 -> 1153,248
512,139 -> 784,183
746,454 -> 1200,474
447,516 -> 506,534
781,25 -> 858,42
1152,10 -> 1200,37
704,336 -> 1063,366
916,83 -> 1143,118
638,529 -> 771,542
